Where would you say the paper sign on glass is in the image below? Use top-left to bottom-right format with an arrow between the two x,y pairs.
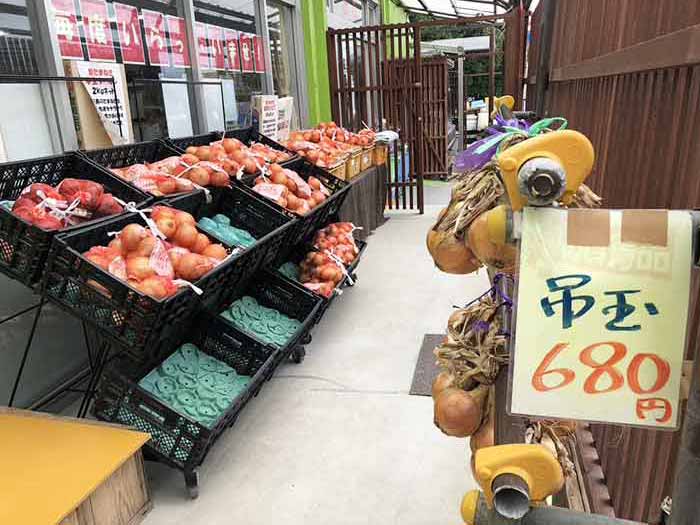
51,0 -> 84,59
79,0 -> 115,61
239,32 -> 254,73
509,207 -> 692,429
224,29 -> 240,71
113,3 -> 144,64
194,22 -> 211,70
207,25 -> 225,70
142,9 -> 169,66
165,15 -> 190,67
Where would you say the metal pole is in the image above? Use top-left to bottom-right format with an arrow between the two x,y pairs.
457,51 -> 464,150
489,22 -> 495,118
669,351 -> 700,524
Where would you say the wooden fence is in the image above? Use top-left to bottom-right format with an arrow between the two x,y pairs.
526,0 -> 700,521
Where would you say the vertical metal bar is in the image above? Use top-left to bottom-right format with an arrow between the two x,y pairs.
415,24 -> 424,214
353,30 -> 362,129
337,33 -> 347,127
254,0 -> 275,95
375,27 -> 383,130
327,31 -> 340,123
400,26 -> 407,210
344,32 -> 352,128
406,27 -> 413,210
388,27 -> 396,210
8,299 -> 45,407
489,20 -> 496,119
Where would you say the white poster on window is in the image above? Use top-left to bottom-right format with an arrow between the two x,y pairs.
74,60 -> 131,143
161,82 -> 193,138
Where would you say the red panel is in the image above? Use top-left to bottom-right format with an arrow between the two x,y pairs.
224,28 -> 240,71
165,15 -> 190,67
142,9 -> 169,66
79,0 -> 115,62
113,3 -> 144,64
51,0 -> 84,59
239,32 -> 254,73
252,34 -> 266,73
207,24 -> 225,70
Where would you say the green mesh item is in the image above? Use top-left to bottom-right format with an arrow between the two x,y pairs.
198,215 -> 256,248
278,262 -> 300,281
220,296 -> 302,348
139,343 -> 251,429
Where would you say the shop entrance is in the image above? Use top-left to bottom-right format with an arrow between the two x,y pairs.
327,16 -> 501,213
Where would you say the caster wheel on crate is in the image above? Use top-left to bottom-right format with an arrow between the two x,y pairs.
184,469 -> 200,499
291,346 -> 306,364
301,333 -> 312,345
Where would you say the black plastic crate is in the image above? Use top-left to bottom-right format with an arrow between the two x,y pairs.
275,238 -> 366,325
165,183 -> 296,275
164,128 -> 297,186
80,139 -> 208,204
0,152 -> 150,288
213,269 -> 322,364
42,201 -> 272,358
92,311 -> 279,496
245,158 -> 351,257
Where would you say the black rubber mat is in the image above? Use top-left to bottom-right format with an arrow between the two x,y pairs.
409,334 -> 444,396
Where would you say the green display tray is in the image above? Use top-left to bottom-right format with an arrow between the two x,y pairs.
139,343 -> 251,428
220,295 -> 301,348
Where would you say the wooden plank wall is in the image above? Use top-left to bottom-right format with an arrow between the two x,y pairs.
526,0 -> 700,521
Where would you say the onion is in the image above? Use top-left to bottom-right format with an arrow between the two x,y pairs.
188,167 -> 210,187
202,243 -> 227,260
155,217 -> 177,239
176,253 -> 214,281
175,210 -> 196,226
270,171 -> 287,186
431,371 -> 455,400
167,247 -> 189,268
108,238 -> 125,254
467,211 -> 517,274
433,385 -> 488,437
139,275 -> 175,300
308,176 -> 321,190
426,228 -> 481,274
210,171 -> 230,187
192,233 -> 211,254
126,256 -> 155,280
120,224 -> 147,252
133,235 -> 157,257
173,223 -> 198,249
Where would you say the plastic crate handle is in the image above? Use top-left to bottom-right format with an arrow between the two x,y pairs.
222,333 -> 243,350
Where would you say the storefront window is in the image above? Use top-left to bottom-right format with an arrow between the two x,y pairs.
327,0 -> 363,30
194,0 -> 263,130
0,1 -> 55,161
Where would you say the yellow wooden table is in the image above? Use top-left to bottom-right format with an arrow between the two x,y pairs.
0,408 -> 150,525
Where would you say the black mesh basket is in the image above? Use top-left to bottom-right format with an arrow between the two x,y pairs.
165,184 -> 296,289
244,158 -> 351,257
164,128 -> 298,186
213,269 -> 322,365
92,310 -> 279,476
42,198 -> 275,359
92,271 -> 321,483
80,139 -> 208,204
0,152 -> 150,288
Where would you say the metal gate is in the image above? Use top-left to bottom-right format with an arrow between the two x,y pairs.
327,23 -> 425,212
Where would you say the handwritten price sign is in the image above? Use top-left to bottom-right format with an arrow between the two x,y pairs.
510,208 -> 692,429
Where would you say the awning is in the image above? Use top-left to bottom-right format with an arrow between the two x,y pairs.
395,0 -> 528,19
422,36 -> 490,54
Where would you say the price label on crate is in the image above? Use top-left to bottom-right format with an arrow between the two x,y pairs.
509,207 -> 692,429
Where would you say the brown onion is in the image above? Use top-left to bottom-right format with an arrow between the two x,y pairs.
467,211 -> 517,274
426,210 -> 481,274
434,385 -> 488,437
431,371 -> 455,400
469,412 -> 494,453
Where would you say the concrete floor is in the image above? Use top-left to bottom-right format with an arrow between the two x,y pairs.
143,190 -> 489,525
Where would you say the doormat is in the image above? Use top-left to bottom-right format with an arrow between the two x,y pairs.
409,334 -> 444,396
